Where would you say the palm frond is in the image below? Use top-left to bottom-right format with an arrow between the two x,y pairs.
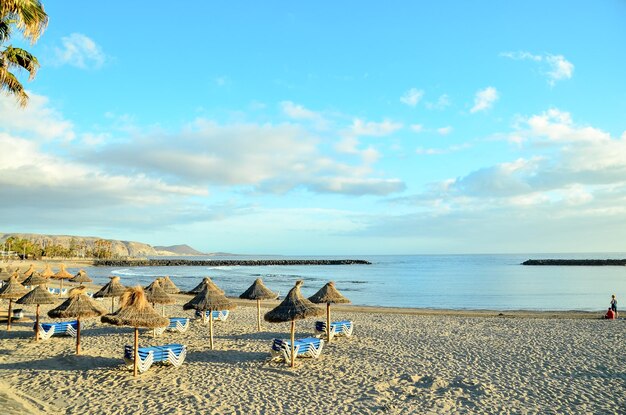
0,68 -> 28,107
2,46 -> 39,79
0,20 -> 11,44
0,0 -> 48,43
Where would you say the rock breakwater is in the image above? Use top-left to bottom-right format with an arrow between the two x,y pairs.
522,259 -> 626,266
94,259 -> 372,267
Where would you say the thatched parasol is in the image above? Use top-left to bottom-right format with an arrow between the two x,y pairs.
0,275 -> 28,330
49,286 -> 106,354
145,279 -> 174,318
16,284 -> 56,341
22,271 -> 48,287
0,266 -> 15,281
20,264 -> 36,282
265,280 -> 324,368
183,281 -> 235,350
51,264 -> 73,292
239,278 -> 278,331
40,263 -> 55,278
101,286 -> 169,376
93,276 -> 126,313
188,277 -> 224,295
70,269 -> 92,284
158,276 -> 180,294
309,281 -> 350,343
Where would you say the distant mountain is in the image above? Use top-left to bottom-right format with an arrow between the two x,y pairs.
153,244 -> 205,256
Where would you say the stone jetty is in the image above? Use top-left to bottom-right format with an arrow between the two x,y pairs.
94,259 -> 372,267
522,259 -> 626,266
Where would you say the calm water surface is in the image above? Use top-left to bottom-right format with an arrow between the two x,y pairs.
72,254 -> 626,311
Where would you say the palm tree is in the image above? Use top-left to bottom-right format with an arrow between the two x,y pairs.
0,0 -> 48,106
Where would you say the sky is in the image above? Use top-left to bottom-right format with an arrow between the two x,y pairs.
1,1 -> 626,255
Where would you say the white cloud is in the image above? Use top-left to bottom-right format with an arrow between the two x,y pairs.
410,124 -> 424,133
416,143 -> 470,155
545,55 -> 574,85
437,126 -> 453,135
0,93 -> 74,141
425,94 -> 451,110
281,101 -> 318,120
400,88 -> 424,107
501,51 -> 574,86
470,87 -> 499,113
53,33 -> 106,69
350,118 -> 403,137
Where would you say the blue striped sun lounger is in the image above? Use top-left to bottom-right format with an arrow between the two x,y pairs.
194,310 -> 230,323
123,343 -> 187,373
153,317 -> 190,336
315,320 -> 354,340
36,320 -> 78,340
271,337 -> 325,363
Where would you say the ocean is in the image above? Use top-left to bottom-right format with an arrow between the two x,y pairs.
73,253 -> 626,311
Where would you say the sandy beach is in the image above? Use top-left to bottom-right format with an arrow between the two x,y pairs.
0,288 -> 623,415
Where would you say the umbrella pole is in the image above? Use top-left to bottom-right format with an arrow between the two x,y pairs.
133,327 -> 139,377
257,299 -> 261,331
152,303 -> 156,338
162,304 -> 165,317
209,313 -> 214,350
290,320 -> 295,368
60,278 -> 63,293
35,304 -> 40,341
326,303 -> 331,343
7,299 -> 13,331
76,317 -> 81,355
111,297 -> 115,313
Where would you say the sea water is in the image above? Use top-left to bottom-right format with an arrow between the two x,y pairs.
74,253 -> 626,311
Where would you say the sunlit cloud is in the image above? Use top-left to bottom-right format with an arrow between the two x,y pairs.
53,33 -> 106,69
400,88 -> 424,107
470,87 -> 499,113
501,51 -> 574,86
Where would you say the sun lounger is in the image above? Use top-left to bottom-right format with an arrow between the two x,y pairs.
47,287 -> 68,296
36,320 -> 78,340
123,343 -> 187,373
153,317 -> 190,336
270,337 -> 324,362
315,320 -> 354,340
12,308 -> 24,319
195,309 -> 230,323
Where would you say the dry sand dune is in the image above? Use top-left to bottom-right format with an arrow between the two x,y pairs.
0,296 -> 624,414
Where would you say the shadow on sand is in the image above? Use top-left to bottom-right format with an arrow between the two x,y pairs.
0,353 -> 120,372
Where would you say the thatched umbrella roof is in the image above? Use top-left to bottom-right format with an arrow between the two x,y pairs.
240,278 -> 278,332
184,281 -> 235,350
101,286 -> 169,329
183,284 -> 235,312
145,279 -> 174,305
21,263 -> 35,278
22,272 -> 48,287
0,275 -> 28,330
308,281 -> 350,304
16,284 -> 56,306
51,264 -> 73,280
0,266 -> 14,281
40,264 -> 55,278
16,284 -> 56,341
264,280 -> 323,323
49,286 -> 106,319
264,280 -> 324,368
0,275 -> 28,300
48,286 -> 107,354
101,286 -> 168,376
240,278 -> 278,300
308,282 -> 350,343
93,276 -> 126,298
188,277 -> 224,295
158,276 -> 180,294
70,270 -> 92,283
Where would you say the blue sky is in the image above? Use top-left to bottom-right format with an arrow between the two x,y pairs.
1,1 -> 626,254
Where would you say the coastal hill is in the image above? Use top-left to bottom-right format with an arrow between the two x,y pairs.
153,244 -> 206,256
0,233 -> 204,258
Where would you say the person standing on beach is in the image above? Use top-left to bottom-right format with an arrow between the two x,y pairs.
610,295 -> 617,318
